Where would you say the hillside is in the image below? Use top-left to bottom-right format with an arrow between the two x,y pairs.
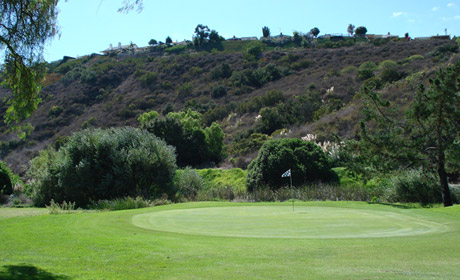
1,38 -> 459,173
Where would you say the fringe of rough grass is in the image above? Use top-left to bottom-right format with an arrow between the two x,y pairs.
89,196 -> 170,211
46,199 -> 76,214
195,184 -> 379,202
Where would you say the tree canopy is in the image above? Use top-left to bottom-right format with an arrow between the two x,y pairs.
0,0 -> 59,135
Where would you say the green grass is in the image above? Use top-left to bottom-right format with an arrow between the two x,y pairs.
196,168 -> 247,192
1,202 -> 460,279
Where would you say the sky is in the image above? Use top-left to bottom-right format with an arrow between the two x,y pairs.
43,0 -> 460,62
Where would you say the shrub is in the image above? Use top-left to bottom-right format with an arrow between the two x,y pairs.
378,60 -> 397,70
380,68 -> 402,83
28,127 -> 177,207
48,106 -> 64,119
340,65 -> 358,75
89,196 -> 157,211
384,170 -> 442,205
246,138 -> 338,191
138,71 -> 158,87
357,69 -> 374,81
211,84 -> 227,98
174,168 -> 205,201
0,161 -> 15,195
210,63 -> 232,80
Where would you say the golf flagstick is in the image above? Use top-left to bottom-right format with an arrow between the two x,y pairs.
282,169 -> 294,212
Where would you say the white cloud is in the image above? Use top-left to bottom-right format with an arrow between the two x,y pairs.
392,12 -> 407,17
455,15 -> 460,19
447,3 -> 456,7
432,6 -> 440,12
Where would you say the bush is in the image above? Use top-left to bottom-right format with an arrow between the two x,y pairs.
28,127 -> 177,207
174,168 -> 205,201
0,161 -> 14,195
385,170 -> 442,205
211,84 -> 227,98
380,68 -> 402,83
246,138 -> 338,191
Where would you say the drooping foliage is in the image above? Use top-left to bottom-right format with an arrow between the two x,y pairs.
0,0 -> 59,135
28,127 -> 177,207
246,138 -> 337,191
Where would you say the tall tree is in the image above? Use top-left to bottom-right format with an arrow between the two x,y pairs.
262,26 -> 270,38
347,24 -> 355,36
360,60 -> 460,207
193,24 -> 210,47
0,0 -> 59,136
309,27 -> 320,37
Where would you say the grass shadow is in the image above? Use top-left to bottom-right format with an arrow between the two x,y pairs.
0,264 -> 71,280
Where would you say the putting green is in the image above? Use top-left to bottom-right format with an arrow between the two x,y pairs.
132,206 -> 450,239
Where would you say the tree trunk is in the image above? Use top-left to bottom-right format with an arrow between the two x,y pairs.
438,151 -> 453,207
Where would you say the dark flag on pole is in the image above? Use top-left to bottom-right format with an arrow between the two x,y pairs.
281,169 -> 294,212
281,169 -> 291,178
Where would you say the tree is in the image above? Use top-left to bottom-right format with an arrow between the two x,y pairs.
139,110 -> 226,167
209,30 -> 224,43
359,60 -> 460,206
148,39 -> 157,46
262,26 -> 270,38
246,138 -> 336,191
347,24 -> 355,36
1,0 -> 143,137
165,36 -> 173,45
193,24 -> 210,47
310,27 -> 320,37
0,0 -> 59,135
355,26 -> 367,36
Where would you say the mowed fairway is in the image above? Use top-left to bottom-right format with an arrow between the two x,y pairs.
1,202 -> 460,279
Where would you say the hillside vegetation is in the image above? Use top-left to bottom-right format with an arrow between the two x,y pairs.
1,38 -> 458,173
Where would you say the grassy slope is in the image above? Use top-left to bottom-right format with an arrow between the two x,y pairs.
1,202 -> 459,279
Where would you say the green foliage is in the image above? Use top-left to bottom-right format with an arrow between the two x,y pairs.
310,27 -> 320,37
137,71 -> 158,87
177,82 -> 193,97
0,161 -> 15,195
355,26 -> 367,35
89,196 -> 163,211
359,60 -> 460,206
380,68 -> 402,83
377,60 -> 397,70
230,133 -> 270,156
141,110 -> 226,166
244,41 -> 264,60
174,167 -> 205,201
28,127 -> 177,207
210,63 -> 232,80
231,64 -> 289,89
384,170 -> 442,205
137,110 -> 159,125
340,65 -> 358,75
246,138 -> 337,191
195,168 -> 247,200
48,105 -> 64,119
46,199 -> 76,214
357,69 -> 374,81
211,84 -> 227,98
1,0 -> 59,129
262,26 -> 270,38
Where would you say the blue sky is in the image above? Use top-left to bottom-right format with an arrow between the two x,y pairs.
43,0 -> 460,62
